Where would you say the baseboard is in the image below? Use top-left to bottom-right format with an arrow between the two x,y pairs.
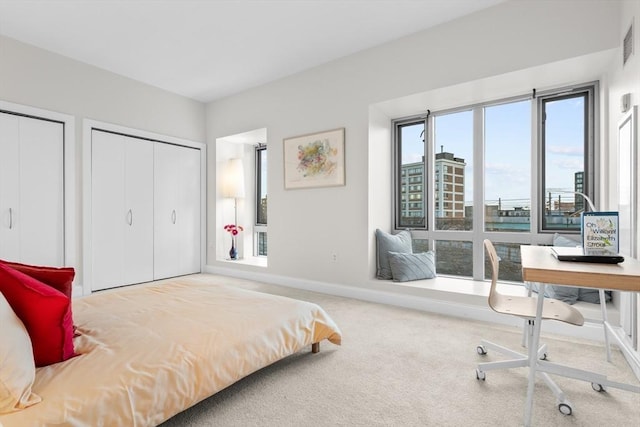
204,265 -> 612,343
610,326 -> 640,380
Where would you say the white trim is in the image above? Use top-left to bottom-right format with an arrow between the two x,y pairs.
204,265 -> 639,379
0,100 -> 76,270
205,266 -> 611,339
611,326 -> 640,380
82,119 -> 206,296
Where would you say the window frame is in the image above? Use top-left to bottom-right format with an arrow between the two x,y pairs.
392,82 -> 599,281
393,115 -> 428,230
537,84 -> 597,232
254,143 -> 267,256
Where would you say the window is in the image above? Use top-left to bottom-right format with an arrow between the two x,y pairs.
540,89 -> 595,231
395,120 -> 426,228
434,110 -> 472,231
485,100 -> 531,233
393,83 -> 597,282
255,144 -> 267,256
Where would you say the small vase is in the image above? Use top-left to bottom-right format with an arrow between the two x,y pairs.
229,240 -> 238,260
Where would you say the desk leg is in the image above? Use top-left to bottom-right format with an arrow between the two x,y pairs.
599,289 -> 612,362
524,283 -> 546,427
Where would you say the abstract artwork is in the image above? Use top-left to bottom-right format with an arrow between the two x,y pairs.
283,128 -> 345,189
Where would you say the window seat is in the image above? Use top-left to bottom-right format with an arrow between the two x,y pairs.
381,275 -> 618,325
205,262 -> 617,343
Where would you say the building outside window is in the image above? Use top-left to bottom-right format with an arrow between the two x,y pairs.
393,83 -> 597,282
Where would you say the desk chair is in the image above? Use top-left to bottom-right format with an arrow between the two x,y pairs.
524,284 -> 614,361
476,240 -> 585,415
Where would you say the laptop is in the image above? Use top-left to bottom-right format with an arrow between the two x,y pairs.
551,246 -> 625,264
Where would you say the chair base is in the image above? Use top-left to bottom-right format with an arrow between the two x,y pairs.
475,337 -> 640,417
475,338 -> 575,415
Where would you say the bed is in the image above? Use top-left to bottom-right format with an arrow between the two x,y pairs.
0,275 -> 342,426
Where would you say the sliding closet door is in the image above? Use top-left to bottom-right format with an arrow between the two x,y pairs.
123,137 -> 154,284
154,143 -> 201,279
20,117 -> 64,265
176,146 -> 201,274
0,112 -> 63,266
0,113 -> 21,260
91,131 -> 153,290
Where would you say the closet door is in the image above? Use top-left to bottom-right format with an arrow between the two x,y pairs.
122,138 -> 154,284
176,146 -> 201,274
92,131 -> 153,290
154,143 -> 201,279
20,117 -> 64,266
0,112 -> 63,266
0,113 -> 21,260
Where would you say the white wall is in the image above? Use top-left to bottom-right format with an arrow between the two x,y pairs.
0,35 -> 206,277
0,36 -> 205,142
606,0 -> 640,367
606,0 -> 640,252
206,0 -> 623,290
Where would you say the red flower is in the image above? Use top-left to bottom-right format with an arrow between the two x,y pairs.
223,224 -> 243,234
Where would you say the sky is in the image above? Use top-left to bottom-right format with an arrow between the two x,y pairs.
401,96 -> 585,210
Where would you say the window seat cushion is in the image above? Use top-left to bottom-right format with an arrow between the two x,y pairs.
375,229 -> 412,280
388,251 -> 436,282
528,234 -> 611,304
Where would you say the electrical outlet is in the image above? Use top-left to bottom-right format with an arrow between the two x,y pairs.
331,253 -> 338,262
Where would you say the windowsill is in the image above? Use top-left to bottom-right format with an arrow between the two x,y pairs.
398,275 -> 490,293
382,275 -> 525,297
376,275 -> 617,324
219,256 -> 268,268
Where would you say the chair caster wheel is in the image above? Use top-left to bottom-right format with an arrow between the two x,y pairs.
591,383 -> 606,392
476,345 -> 487,355
558,403 -> 572,416
475,369 -> 486,381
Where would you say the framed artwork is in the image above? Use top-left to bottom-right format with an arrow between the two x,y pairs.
283,127 -> 345,189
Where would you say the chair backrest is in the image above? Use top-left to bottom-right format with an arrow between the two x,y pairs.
483,239 -> 500,310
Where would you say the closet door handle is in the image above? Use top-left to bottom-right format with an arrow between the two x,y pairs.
8,208 -> 13,229
171,210 -> 176,224
127,209 -> 133,226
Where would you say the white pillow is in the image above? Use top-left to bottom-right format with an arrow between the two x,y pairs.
0,291 -> 41,413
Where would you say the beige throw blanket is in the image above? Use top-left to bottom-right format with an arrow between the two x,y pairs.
0,276 -> 342,426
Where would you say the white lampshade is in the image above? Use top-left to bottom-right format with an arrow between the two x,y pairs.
223,158 -> 245,198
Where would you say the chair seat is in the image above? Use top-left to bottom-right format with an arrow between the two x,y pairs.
490,293 -> 584,326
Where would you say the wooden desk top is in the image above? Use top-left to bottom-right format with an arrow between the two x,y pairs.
520,245 -> 640,292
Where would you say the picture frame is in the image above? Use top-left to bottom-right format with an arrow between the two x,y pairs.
283,127 -> 345,189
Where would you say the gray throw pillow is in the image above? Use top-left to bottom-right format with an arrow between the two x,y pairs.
388,251 -> 436,282
578,288 -> 611,304
375,229 -> 412,279
528,234 -> 581,303
547,233 -> 581,304
551,233 -> 611,304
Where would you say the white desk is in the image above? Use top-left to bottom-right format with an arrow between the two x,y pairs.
520,245 -> 640,426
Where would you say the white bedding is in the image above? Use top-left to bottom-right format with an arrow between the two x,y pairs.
0,276 -> 342,426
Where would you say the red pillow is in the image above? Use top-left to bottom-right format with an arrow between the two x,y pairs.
0,263 -> 75,367
0,260 -> 75,298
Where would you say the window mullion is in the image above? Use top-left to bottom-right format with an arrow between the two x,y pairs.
531,97 -> 541,239
425,115 -> 434,243
472,106 -> 485,281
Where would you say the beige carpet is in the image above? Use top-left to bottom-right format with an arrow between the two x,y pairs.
160,274 -> 640,427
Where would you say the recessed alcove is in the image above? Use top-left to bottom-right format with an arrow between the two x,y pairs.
215,128 -> 268,265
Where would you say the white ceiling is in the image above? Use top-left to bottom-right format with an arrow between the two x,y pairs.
0,0 -> 505,103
